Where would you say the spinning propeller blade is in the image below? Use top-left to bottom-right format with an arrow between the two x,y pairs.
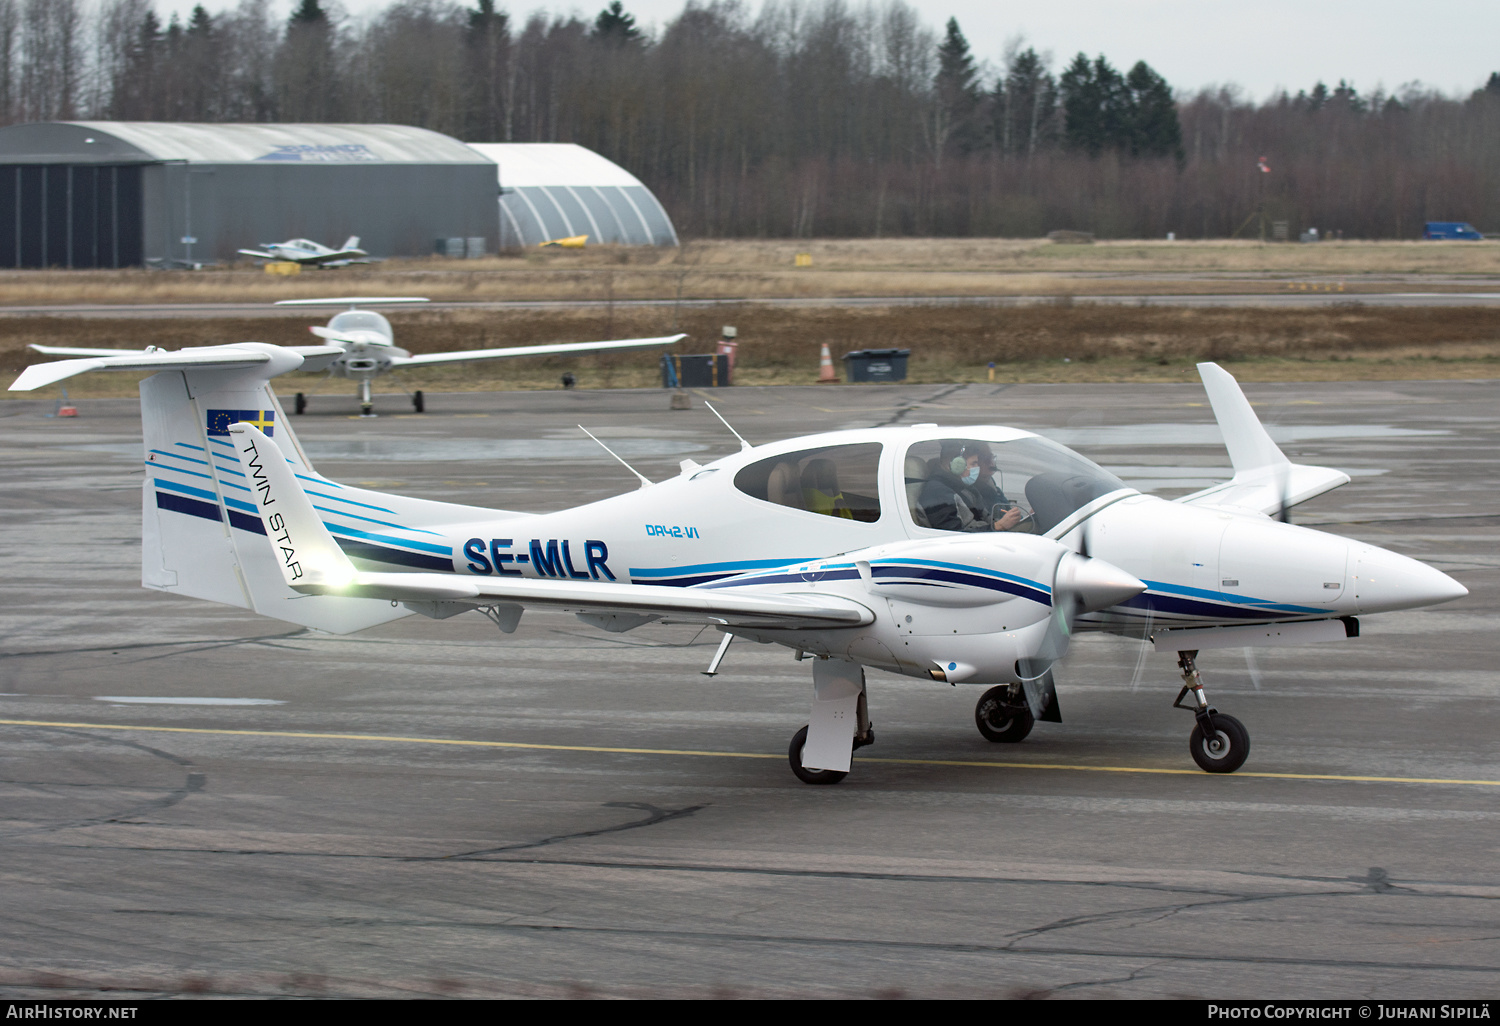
1032,549 -> 1146,667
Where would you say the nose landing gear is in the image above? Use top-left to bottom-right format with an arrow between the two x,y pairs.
1175,650 -> 1250,773
974,684 -> 1035,743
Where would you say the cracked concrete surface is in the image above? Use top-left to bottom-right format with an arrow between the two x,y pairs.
0,381 -> 1495,998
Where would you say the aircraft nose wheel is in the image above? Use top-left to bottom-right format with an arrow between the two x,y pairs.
788,725 -> 849,785
1189,713 -> 1250,773
412,390 -> 424,413
975,685 -> 1035,742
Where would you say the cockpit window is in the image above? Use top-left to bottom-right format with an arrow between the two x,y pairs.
904,436 -> 1126,534
734,443 -> 882,523
328,310 -> 393,337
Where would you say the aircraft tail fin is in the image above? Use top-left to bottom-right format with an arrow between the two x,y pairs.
137,361 -> 410,634
343,236 -> 360,252
1179,362 -> 1349,515
228,423 -> 357,591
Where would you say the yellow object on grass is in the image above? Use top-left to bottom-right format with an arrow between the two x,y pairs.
540,235 -> 589,248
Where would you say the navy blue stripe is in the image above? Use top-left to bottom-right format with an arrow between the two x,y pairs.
1123,592 -> 1312,621
653,572 -> 742,588
227,509 -> 266,535
872,565 -> 1051,604
155,490 -> 221,523
337,540 -> 453,572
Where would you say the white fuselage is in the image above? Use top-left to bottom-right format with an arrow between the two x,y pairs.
297,424 -> 1457,685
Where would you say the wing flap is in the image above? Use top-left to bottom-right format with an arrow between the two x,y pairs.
389,334 -> 686,368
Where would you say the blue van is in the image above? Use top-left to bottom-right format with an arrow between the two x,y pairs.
1423,222 -> 1484,240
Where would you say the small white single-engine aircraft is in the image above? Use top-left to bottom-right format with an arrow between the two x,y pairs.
24,296 -> 686,417
238,236 -> 373,267
8,352 -> 1467,784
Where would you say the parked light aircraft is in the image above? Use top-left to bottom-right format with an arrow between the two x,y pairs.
8,351 -> 1467,783
25,296 -> 686,416
237,236 -> 373,267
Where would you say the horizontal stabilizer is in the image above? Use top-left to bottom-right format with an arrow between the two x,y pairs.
275,297 -> 429,307
9,343 -> 342,391
391,333 -> 686,368
30,344 -> 151,358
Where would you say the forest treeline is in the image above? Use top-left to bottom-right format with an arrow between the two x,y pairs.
3,0 -> 1498,240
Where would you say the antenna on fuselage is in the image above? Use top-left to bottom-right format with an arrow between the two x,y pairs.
578,425 -> 653,489
704,401 -> 751,451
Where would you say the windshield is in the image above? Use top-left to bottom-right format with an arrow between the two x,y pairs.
328,310 -> 393,338
904,435 -> 1127,534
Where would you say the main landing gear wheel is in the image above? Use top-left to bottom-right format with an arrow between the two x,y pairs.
412,390 -> 424,413
1189,713 -> 1250,773
788,725 -> 848,785
294,392 -> 307,415
975,685 -> 1035,743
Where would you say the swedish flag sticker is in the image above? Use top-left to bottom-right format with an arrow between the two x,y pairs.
207,409 -> 275,437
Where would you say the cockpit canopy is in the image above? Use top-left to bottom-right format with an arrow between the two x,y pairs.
904,435 -> 1126,534
327,309 -> 394,341
727,431 -> 1127,535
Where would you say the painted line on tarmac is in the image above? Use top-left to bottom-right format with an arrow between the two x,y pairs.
3,718 -> 1498,787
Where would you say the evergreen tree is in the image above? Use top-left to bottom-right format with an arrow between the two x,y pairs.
1124,60 -> 1181,160
1061,53 -> 1128,156
467,0 -> 511,140
592,1 -> 641,47
289,0 -> 325,28
1487,71 -> 1500,96
995,46 -> 1056,156
931,17 -> 982,158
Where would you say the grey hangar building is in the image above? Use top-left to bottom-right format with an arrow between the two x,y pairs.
0,122 -> 677,269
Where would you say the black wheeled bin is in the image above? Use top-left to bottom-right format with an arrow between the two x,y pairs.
661,354 -> 731,387
843,348 -> 909,382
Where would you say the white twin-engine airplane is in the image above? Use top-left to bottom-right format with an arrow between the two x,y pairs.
25,296 -> 686,417
237,236 -> 373,267
8,349 -> 1467,784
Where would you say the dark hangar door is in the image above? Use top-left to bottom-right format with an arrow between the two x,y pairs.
0,164 -> 144,268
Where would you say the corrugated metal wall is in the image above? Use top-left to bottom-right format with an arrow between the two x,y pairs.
0,164 -> 144,268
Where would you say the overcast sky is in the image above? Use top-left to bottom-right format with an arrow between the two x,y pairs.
154,0 -> 1499,102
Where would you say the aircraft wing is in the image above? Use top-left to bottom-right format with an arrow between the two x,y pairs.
29,344 -> 151,358
389,334 -> 687,368
228,422 -> 872,631
1177,362 -> 1350,515
306,571 -> 871,630
10,344 -> 343,391
237,248 -> 279,260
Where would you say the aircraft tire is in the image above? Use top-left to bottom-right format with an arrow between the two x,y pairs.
975,686 -> 1035,743
788,725 -> 849,785
294,392 -> 307,415
1189,713 -> 1250,773
412,390 -> 424,413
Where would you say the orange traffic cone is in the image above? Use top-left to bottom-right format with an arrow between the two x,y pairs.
817,343 -> 839,384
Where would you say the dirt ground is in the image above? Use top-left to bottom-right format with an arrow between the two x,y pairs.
5,302 -> 1497,399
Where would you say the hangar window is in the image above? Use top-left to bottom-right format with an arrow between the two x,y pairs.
733,443 -> 882,523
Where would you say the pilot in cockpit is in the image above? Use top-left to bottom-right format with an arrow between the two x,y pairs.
919,442 -> 1027,532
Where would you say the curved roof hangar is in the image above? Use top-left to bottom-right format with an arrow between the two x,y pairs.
467,142 -> 677,248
